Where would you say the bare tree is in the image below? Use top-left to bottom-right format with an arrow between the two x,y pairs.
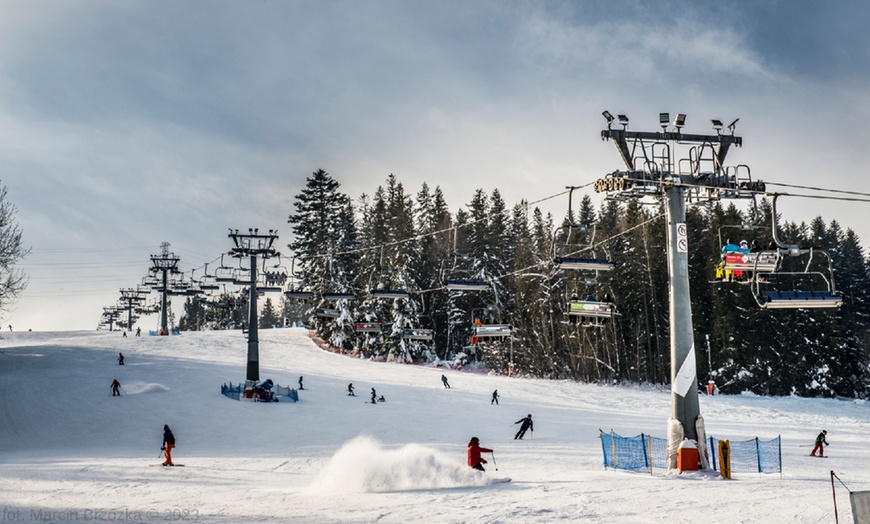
0,183 -> 29,316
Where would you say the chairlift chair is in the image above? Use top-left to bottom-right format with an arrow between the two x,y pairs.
322,291 -> 355,301
747,195 -> 844,309
552,225 -> 613,271
315,308 -> 340,318
368,246 -> 409,300
402,328 -> 434,341
354,321 -> 383,333
442,228 -> 490,291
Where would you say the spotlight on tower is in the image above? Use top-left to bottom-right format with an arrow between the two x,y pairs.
602,110 -> 614,128
617,114 -> 629,129
728,118 -> 739,135
673,114 -> 686,129
660,113 -> 670,131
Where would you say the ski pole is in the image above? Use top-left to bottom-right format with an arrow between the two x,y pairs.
491,451 -> 498,471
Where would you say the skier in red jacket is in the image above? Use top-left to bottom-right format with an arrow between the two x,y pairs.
467,437 -> 493,471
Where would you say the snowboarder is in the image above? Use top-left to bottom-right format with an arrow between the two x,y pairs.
371,387 -> 377,404
441,374 -> 451,389
467,437 -> 494,471
118,352 -> 124,365
491,389 -> 499,405
161,425 -> 175,466
122,331 -> 127,338
111,379 -> 121,396
298,376 -> 304,390
810,430 -> 829,457
136,327 -> 141,337
347,383 -> 355,396
514,414 -> 533,440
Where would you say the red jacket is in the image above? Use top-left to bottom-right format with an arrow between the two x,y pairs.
467,441 -> 493,467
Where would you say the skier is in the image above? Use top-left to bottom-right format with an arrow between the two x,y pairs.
810,430 -> 829,457
298,376 -> 304,390
122,331 -> 127,338
136,327 -> 141,337
118,352 -> 124,365
467,437 -> 494,471
347,383 -> 355,396
491,389 -> 499,405
161,425 -> 176,466
111,379 -> 121,396
371,387 -> 377,404
514,414 -> 533,440
441,374 -> 451,389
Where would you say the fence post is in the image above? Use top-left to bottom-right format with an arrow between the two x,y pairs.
755,437 -> 762,473
709,436 -> 717,471
778,435 -> 783,479
611,431 -> 617,469
599,429 -> 608,470
647,435 -> 653,475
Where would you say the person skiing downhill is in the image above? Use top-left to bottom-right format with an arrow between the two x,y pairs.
467,437 -> 493,471
162,425 -> 176,466
514,414 -> 533,440
371,387 -> 377,404
298,376 -> 304,390
118,352 -> 124,365
110,379 -> 121,396
347,383 -> 355,396
491,390 -> 499,405
441,374 -> 451,389
810,430 -> 829,457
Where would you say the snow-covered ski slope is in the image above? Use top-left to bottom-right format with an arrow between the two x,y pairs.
1,328 -> 868,523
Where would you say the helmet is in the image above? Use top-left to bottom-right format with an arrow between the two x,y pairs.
470,437 -> 479,443
823,430 -> 827,434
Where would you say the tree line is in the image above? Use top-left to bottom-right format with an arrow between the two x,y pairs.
179,169 -> 870,398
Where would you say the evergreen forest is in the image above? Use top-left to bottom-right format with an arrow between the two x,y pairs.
179,169 -> 870,399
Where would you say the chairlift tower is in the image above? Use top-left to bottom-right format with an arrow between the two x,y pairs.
149,242 -> 180,336
596,112 -> 763,459
228,228 -> 279,382
118,287 -> 148,331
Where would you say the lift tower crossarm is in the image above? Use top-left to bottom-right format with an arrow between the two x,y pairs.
601,129 -> 742,172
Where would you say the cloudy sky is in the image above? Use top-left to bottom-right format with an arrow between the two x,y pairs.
3,0 -> 870,331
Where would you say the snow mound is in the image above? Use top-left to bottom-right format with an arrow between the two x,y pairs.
308,436 -> 490,493
123,381 -> 170,394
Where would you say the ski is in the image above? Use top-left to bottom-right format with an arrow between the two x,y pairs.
491,477 -> 512,483
150,464 -> 186,467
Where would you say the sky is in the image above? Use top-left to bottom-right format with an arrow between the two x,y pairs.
2,327 -> 868,522
3,0 -> 870,331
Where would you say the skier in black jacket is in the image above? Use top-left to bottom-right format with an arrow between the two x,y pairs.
162,425 -> 176,466
514,414 -> 533,440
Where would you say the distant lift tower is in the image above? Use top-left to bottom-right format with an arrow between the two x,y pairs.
149,242 -> 181,336
596,112 -> 763,465
228,228 -> 279,382
118,287 -> 148,331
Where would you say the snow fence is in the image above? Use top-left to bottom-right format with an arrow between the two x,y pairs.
220,382 -> 299,402
600,430 -> 781,475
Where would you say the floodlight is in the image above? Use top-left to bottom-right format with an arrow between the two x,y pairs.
602,111 -> 614,128
728,118 -> 739,134
617,114 -> 629,128
711,119 -> 723,131
660,113 -> 670,129
673,114 -> 686,128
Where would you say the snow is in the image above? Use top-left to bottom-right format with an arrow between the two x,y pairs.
1,328 -> 868,523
